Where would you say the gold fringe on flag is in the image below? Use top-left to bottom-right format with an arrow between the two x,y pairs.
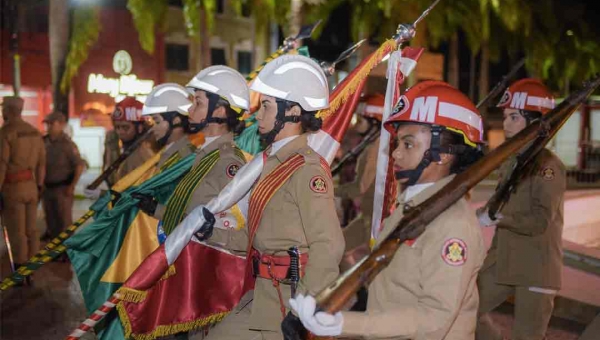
117,300 -> 229,340
116,286 -> 148,303
159,265 -> 176,281
316,39 -> 398,120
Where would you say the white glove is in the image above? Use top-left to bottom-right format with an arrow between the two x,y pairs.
476,207 -> 503,227
289,294 -> 343,337
84,187 -> 101,200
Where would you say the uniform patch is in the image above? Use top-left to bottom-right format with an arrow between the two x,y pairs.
392,95 -> 409,115
309,175 -> 328,193
441,238 -> 467,266
541,167 -> 554,181
226,163 -> 239,178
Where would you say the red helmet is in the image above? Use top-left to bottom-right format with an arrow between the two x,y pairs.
384,80 -> 483,147
359,93 -> 385,121
496,78 -> 554,115
112,97 -> 144,122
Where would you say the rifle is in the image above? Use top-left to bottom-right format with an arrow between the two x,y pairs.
331,125 -> 380,176
306,75 -> 600,333
86,130 -> 153,190
476,57 -> 525,110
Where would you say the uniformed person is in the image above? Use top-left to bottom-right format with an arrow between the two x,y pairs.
41,111 -> 84,240
0,96 -> 46,274
336,93 -> 384,271
141,83 -> 197,171
110,97 -> 156,181
291,80 -> 486,339
475,79 -> 565,340
194,55 -> 345,340
133,66 -> 249,242
84,97 -> 156,199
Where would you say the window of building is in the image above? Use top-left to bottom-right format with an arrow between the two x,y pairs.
211,48 -> 227,65
217,0 -> 225,14
241,2 -> 251,17
165,43 -> 189,71
168,0 -> 184,7
237,51 -> 252,75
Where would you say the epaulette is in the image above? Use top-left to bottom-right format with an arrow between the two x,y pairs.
298,146 -> 320,165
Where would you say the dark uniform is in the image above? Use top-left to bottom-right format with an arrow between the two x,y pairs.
0,97 -> 46,265
103,129 -> 121,187
42,113 -> 84,238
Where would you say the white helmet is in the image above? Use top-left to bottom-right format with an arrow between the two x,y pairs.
186,65 -> 250,111
142,83 -> 192,116
250,54 -> 329,111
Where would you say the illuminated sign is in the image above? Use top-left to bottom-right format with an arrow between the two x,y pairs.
87,50 -> 154,98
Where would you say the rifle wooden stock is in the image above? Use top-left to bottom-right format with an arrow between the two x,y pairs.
331,127 -> 380,176
86,130 -> 153,190
313,75 -> 600,317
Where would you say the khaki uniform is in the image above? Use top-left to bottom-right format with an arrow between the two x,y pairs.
476,148 -> 566,340
42,133 -> 84,238
153,133 -> 245,220
114,140 -> 156,182
0,118 -> 46,264
157,136 -> 196,171
206,134 -> 344,339
103,129 -> 121,186
336,137 -> 379,268
341,175 -> 485,339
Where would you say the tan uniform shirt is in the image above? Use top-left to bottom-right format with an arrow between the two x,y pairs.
342,175 -> 485,340
484,148 -> 565,289
115,140 -> 156,182
103,129 -> 121,186
0,118 -> 46,192
43,132 -> 83,185
154,133 -> 246,219
210,134 -> 345,332
156,136 -> 196,170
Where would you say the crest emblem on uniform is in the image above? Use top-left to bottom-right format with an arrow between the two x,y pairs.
226,164 -> 239,178
309,175 -> 328,193
541,167 -> 554,181
442,238 -> 467,266
392,95 -> 409,115
498,90 -> 512,107
112,107 -> 124,120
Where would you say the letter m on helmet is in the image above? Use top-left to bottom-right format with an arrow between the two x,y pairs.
510,92 -> 527,109
410,96 -> 438,123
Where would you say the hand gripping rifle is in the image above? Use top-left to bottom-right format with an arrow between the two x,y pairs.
86,129 -> 153,190
300,75 -> 600,339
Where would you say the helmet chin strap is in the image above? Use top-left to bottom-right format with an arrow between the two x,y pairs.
189,92 -> 229,133
394,126 -> 444,186
259,99 -> 300,146
156,111 -> 184,147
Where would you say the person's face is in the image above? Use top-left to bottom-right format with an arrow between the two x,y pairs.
46,121 -> 65,137
114,121 -> 137,143
256,94 -> 278,135
189,90 -> 209,124
149,114 -> 170,141
354,115 -> 371,134
391,124 -> 434,185
502,108 -> 527,139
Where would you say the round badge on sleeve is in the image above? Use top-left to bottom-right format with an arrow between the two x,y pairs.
309,175 -> 328,193
441,238 -> 467,266
226,163 -> 240,178
541,167 -> 555,181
